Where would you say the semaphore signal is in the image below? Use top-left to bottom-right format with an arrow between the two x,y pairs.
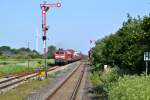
40,1 -> 61,78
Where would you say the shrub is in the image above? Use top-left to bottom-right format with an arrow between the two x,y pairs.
90,71 -> 102,86
90,67 -> 120,99
108,75 -> 150,100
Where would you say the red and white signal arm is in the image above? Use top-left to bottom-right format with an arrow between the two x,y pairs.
57,3 -> 61,7
42,10 -> 46,14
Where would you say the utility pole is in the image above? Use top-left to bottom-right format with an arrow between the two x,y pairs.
89,40 -> 95,64
144,52 -> 150,76
40,1 -> 61,78
146,61 -> 148,76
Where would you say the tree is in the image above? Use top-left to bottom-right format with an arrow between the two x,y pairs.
91,14 -> 150,74
0,46 -> 42,59
47,45 -> 57,59
0,46 -> 11,51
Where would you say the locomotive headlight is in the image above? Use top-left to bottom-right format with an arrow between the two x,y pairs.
60,56 -> 65,58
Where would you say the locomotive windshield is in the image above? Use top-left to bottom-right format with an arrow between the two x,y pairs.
56,51 -> 64,54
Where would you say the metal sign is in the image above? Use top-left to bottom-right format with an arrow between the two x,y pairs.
144,52 -> 150,61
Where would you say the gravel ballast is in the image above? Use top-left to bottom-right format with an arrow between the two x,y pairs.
26,61 -> 80,100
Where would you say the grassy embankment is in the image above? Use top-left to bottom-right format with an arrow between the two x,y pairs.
0,61 -> 72,100
0,59 -> 55,77
0,79 -> 50,100
90,67 -> 150,100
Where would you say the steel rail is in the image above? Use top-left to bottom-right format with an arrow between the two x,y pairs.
70,64 -> 85,100
0,74 -> 37,89
0,66 -> 59,90
46,62 -> 85,100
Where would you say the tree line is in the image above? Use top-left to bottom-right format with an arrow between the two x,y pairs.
0,46 -> 42,59
90,14 -> 150,74
0,45 -> 57,59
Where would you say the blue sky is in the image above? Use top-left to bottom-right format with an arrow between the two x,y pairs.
0,0 -> 150,54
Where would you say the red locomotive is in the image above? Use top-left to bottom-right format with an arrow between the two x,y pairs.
54,49 -> 82,65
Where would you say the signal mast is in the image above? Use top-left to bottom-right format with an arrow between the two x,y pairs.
90,40 -> 96,49
40,1 -> 61,78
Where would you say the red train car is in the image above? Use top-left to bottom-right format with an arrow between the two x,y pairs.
74,51 -> 82,61
54,49 -> 67,64
66,49 -> 75,62
54,49 -> 81,65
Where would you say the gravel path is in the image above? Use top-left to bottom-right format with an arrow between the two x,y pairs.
82,64 -> 94,100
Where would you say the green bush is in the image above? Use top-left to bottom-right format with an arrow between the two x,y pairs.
0,61 -> 8,65
90,71 -> 102,86
90,67 -> 120,98
108,75 -> 150,100
91,67 -> 150,100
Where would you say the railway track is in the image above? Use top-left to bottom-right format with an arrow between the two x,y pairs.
46,61 -> 85,100
0,66 -> 59,92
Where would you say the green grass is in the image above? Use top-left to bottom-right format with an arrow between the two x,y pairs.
90,67 -> 150,100
0,79 -> 50,100
0,61 -> 25,66
0,65 -> 27,75
0,60 -> 42,77
0,59 -> 55,77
